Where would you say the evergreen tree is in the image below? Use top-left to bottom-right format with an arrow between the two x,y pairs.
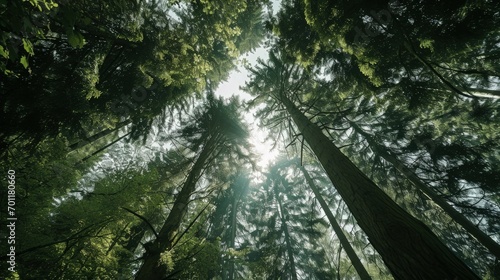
135,95 -> 251,279
244,51 -> 480,279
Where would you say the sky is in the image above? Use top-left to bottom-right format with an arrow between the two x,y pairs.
215,48 -> 268,101
214,46 -> 280,170
213,0 -> 283,169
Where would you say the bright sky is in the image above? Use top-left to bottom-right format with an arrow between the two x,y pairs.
216,0 -> 283,169
215,47 -> 279,169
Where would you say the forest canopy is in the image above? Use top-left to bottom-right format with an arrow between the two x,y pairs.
1,0 -> 499,279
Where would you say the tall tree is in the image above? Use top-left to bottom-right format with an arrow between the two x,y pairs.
3,148 -> 186,279
307,90 -> 499,275
208,173 -> 250,280
274,177 -> 299,280
135,96 -> 250,280
0,0 -> 269,158
243,160 -> 335,279
347,119 -> 500,259
273,0 -> 500,101
299,163 -> 372,280
244,52 -> 480,279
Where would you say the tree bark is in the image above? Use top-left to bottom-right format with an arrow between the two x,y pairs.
134,134 -> 220,280
226,189 -> 239,280
280,94 -> 479,280
349,121 -> 500,259
462,87 -> 500,99
300,165 -> 372,280
274,179 -> 299,280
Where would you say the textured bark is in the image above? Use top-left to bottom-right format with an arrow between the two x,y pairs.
135,135 -> 219,280
300,166 -> 372,280
350,121 -> 500,259
281,94 -> 479,280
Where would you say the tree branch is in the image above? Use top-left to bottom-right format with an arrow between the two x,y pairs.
121,207 -> 159,239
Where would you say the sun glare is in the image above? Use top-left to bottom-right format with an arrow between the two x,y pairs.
214,46 -> 280,171
247,120 -> 279,169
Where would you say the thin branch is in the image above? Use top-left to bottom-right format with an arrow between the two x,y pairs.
170,202 -> 211,249
121,207 -> 159,239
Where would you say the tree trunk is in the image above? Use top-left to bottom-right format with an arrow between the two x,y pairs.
226,190 -> 238,280
463,87 -> 500,99
349,121 -> 500,259
300,165 -> 372,280
280,94 -> 479,279
69,119 -> 131,151
274,179 -> 298,280
75,131 -> 131,165
134,134 -> 220,280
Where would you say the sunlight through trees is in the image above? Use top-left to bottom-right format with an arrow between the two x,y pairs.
1,0 -> 499,279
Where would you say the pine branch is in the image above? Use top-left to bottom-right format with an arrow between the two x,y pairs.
121,207 -> 159,239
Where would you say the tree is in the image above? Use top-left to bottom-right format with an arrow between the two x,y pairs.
0,0 -> 269,159
207,173 -> 250,280
346,119 -> 500,259
243,160 -> 335,279
306,88 -> 499,275
273,0 -> 500,101
299,163 -> 372,280
3,148 -> 186,279
135,96 -> 251,280
244,52 -> 480,279
4,1 -> 499,278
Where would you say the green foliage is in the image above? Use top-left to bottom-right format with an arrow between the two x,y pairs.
240,160 -> 339,279
172,237 -> 222,279
0,0 -> 269,158
67,30 -> 85,48
3,0 -> 500,279
0,0 -> 58,74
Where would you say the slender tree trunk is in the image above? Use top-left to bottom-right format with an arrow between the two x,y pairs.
349,121 -> 500,259
224,177 -> 248,280
274,180 -> 298,280
280,94 -> 479,279
75,132 -> 131,165
421,86 -> 500,99
403,41 -> 482,99
134,134 -> 220,280
300,165 -> 372,280
226,191 -> 238,280
405,41 -> 499,100
69,119 -> 131,151
463,87 -> 500,99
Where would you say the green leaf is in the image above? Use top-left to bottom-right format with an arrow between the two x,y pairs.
22,39 -> 35,55
20,56 -> 29,68
0,45 -> 9,59
419,38 -> 435,52
67,31 -> 85,48
28,0 -> 43,11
